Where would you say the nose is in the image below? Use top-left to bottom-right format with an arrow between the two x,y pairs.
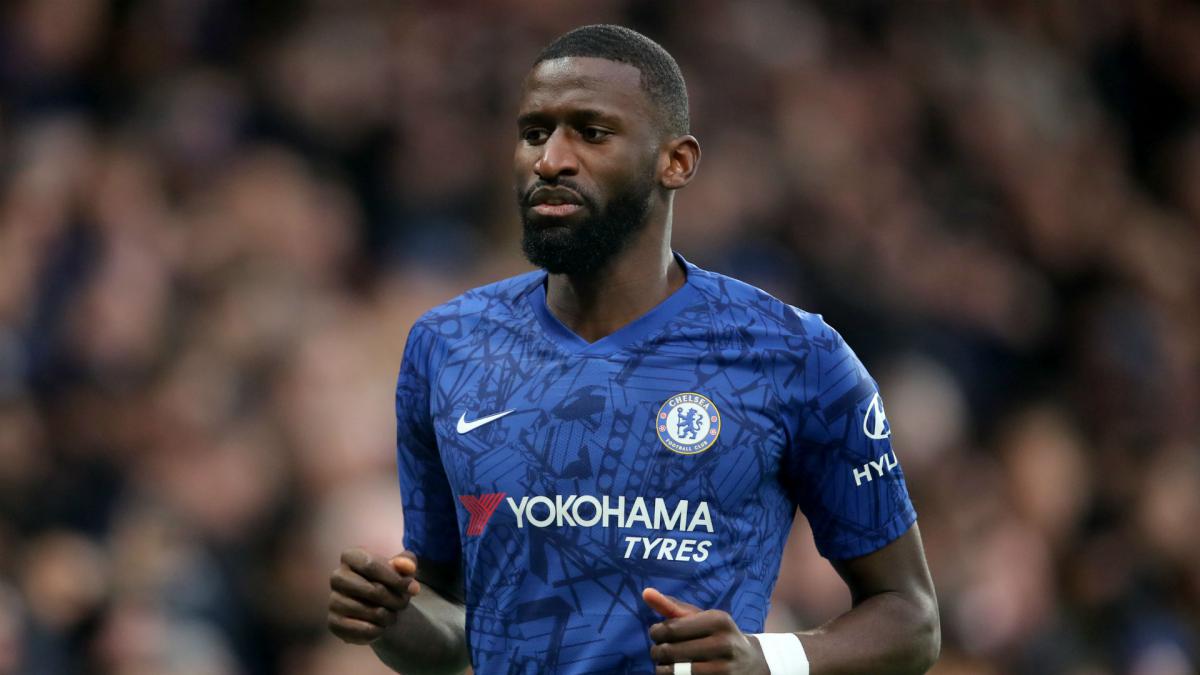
534,128 -> 579,181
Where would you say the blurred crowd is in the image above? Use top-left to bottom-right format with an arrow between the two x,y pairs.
1,1 -> 1198,673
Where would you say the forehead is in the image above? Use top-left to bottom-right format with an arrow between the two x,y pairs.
519,56 -> 652,119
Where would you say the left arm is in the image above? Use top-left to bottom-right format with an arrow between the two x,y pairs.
647,318 -> 940,673
796,522 -> 939,674
644,522 -> 939,674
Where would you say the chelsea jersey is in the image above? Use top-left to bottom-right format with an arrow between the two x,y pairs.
395,254 -> 916,674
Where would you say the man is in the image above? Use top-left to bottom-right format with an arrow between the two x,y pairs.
328,24 -> 939,674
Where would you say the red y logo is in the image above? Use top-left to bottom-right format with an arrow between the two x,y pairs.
459,493 -> 507,536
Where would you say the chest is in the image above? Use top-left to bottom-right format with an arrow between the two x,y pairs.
427,346 -> 789,507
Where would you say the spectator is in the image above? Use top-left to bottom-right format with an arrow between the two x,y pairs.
0,2 -> 1196,673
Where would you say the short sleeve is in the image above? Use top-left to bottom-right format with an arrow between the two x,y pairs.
396,322 -> 461,564
782,318 -> 916,561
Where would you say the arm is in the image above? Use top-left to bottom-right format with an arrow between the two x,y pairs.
341,321 -> 469,672
329,549 -> 470,675
371,553 -> 470,675
643,524 -> 939,674
782,318 -> 938,672
647,319 -> 938,673
796,523 -> 939,674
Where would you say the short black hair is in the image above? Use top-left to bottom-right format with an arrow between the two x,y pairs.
535,24 -> 690,137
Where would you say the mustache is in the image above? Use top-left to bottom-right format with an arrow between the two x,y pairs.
520,179 -> 593,208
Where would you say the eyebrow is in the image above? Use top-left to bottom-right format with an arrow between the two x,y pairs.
516,108 -> 621,129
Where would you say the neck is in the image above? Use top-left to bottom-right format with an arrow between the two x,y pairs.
544,212 -> 683,343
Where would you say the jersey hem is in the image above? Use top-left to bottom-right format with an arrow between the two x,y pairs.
819,506 -> 918,562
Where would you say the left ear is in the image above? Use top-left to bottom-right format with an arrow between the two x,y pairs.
658,135 -> 701,190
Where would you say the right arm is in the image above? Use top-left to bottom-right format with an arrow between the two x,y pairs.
330,321 -> 470,671
338,319 -> 470,672
328,548 -> 469,675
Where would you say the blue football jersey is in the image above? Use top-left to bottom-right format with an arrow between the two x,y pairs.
395,254 -> 916,674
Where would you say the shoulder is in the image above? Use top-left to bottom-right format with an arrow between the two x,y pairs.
685,263 -> 837,349
409,270 -> 544,349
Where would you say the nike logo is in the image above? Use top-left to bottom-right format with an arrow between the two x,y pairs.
457,409 -> 515,434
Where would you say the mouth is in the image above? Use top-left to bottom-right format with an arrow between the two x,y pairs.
531,203 -> 582,217
527,187 -> 585,219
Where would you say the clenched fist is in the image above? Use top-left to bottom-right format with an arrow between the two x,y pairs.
644,587 -> 770,675
328,548 -> 421,645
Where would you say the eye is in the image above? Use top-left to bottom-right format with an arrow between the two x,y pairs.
582,126 -> 612,142
522,127 -> 549,144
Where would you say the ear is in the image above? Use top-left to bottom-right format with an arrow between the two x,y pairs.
659,135 -> 701,190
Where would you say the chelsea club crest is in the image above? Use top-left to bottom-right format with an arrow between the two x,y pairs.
656,392 -> 721,455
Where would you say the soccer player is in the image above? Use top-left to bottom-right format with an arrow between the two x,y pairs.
328,24 -> 939,675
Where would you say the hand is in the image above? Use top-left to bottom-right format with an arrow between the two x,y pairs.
328,548 -> 421,645
643,587 -> 770,675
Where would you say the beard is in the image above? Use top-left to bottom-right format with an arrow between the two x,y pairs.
519,176 -> 654,277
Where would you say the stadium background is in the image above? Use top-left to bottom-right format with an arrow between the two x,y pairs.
1,1 -> 1198,673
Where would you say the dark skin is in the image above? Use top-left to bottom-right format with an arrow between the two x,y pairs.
644,526 -> 939,674
327,549 -> 467,675
328,56 -> 940,674
515,56 -> 699,341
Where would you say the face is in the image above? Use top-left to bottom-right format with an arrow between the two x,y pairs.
515,57 -> 663,276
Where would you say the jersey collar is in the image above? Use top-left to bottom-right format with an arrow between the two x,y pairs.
525,252 -> 701,358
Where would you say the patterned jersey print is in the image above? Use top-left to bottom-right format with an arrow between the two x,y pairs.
396,254 -> 916,674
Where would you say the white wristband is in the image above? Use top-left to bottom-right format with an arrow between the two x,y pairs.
752,633 -> 809,675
